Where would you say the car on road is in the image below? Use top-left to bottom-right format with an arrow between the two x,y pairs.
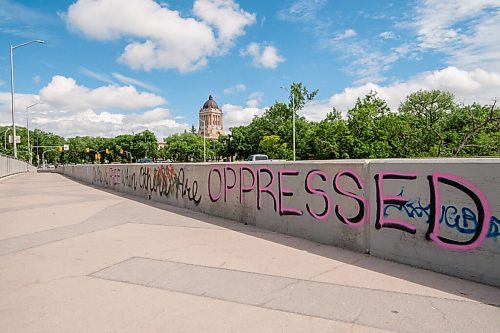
137,158 -> 154,163
244,154 -> 287,162
245,154 -> 269,161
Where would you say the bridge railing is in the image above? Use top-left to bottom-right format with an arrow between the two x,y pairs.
0,153 -> 37,178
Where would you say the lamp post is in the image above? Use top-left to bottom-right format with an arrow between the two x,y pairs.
4,127 -> 11,150
26,101 -> 43,164
10,39 -> 45,158
280,86 -> 296,161
226,134 -> 233,162
201,119 -> 206,162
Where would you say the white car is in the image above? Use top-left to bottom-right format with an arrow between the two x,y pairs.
245,154 -> 269,162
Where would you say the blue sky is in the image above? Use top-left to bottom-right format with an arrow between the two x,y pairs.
1,0 -> 499,139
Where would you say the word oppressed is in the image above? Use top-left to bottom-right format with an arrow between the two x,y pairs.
207,166 -> 494,251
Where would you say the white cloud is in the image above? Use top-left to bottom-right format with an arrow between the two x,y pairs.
125,107 -> 171,124
33,75 -> 41,84
0,92 -> 43,125
80,67 -> 115,84
112,72 -> 160,93
224,83 -> 246,94
219,92 -> 266,129
65,0 -> 255,72
39,75 -> 165,111
279,1 -> 402,83
27,107 -> 189,139
335,29 -> 357,40
0,0 -> 54,39
222,103 -> 265,129
246,92 -> 264,108
379,31 -> 396,39
412,0 -> 500,70
0,76 -> 186,139
278,0 -> 327,23
241,42 -> 285,69
330,41 -> 399,84
193,0 -> 255,46
301,66 -> 500,121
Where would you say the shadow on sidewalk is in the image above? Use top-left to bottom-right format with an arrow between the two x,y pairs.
65,175 -> 500,308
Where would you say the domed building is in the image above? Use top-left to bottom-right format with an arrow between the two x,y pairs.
198,95 -> 224,140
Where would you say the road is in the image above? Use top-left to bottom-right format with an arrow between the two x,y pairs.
0,172 -> 499,332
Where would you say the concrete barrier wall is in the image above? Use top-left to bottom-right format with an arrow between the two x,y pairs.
0,154 -> 36,178
57,159 -> 500,286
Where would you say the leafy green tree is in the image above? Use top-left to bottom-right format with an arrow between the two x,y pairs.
304,109 -> 351,159
30,129 -> 65,165
399,90 -> 456,157
347,91 -> 393,158
132,130 -> 158,160
259,135 -> 291,159
228,82 -> 319,161
229,126 -> 255,160
284,82 -> 318,159
163,132 -> 209,162
448,101 -> 500,156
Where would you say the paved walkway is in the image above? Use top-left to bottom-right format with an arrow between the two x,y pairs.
0,172 -> 499,332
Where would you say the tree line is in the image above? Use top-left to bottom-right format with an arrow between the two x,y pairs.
224,84 -> 499,160
0,127 -> 159,165
1,83 -> 498,165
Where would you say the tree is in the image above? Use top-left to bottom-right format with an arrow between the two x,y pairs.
399,90 -> 456,157
304,109 -> 351,160
230,82 -> 319,161
230,125 -> 256,160
163,133 -> 209,162
259,135 -> 291,159
347,91 -> 393,158
451,101 -> 500,156
132,130 -> 157,161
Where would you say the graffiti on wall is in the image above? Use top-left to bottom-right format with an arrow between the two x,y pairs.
385,189 -> 499,239
92,165 -> 201,205
207,165 -> 498,251
87,163 -> 497,251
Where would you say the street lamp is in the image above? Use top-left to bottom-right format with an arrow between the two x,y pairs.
226,133 -> 232,162
4,127 -> 11,150
280,86 -> 296,161
201,119 -> 206,162
26,101 -> 43,164
10,39 -> 45,158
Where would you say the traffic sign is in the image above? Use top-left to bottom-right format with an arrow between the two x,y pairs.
8,135 -> 21,144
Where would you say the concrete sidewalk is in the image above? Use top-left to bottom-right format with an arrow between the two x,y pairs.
0,172 -> 499,332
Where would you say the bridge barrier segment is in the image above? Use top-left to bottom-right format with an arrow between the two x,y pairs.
56,158 -> 500,287
0,154 -> 36,178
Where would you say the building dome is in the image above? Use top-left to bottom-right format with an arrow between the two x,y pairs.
202,95 -> 219,109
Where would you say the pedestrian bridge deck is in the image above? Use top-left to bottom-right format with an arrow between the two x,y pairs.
0,172 -> 498,332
